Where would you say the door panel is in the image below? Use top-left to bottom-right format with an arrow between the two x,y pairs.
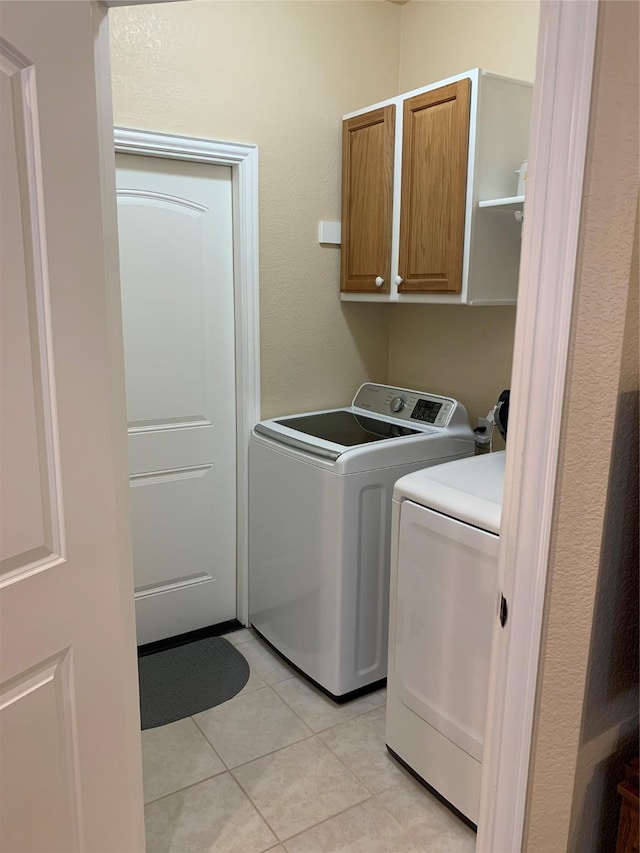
116,154 -> 237,644
394,500 -> 498,762
398,79 -> 471,293
117,187 -> 213,422
340,105 -> 395,293
130,462 -> 216,590
1,653 -> 79,853
0,52 -> 58,574
0,4 -> 144,851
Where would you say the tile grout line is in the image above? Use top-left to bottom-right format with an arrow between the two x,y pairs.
146,661 -> 381,775
268,680 -> 321,731
315,700 -> 386,736
239,631 -> 388,730
190,712 -> 231,770
142,715 -> 229,806
229,730 -> 376,844
233,634 -> 299,681
145,770 -> 283,853
258,682 -> 394,812
278,788 -> 408,849
144,767 -> 232,807
271,680 -> 388,735
313,704 -> 406,798
227,735 -> 289,843
191,684 -> 316,769
145,638 -> 390,840
144,693 -> 464,848
144,635 -> 474,850
232,630 -> 388,733
233,761 -> 373,847
315,732 -> 380,798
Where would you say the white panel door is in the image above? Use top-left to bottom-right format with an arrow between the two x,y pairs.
0,3 -> 144,851
116,154 -> 237,644
394,500 -> 499,762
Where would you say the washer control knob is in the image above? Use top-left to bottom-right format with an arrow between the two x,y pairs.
390,396 -> 406,413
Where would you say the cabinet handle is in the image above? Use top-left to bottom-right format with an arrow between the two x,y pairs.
394,275 -> 403,286
375,276 -> 384,288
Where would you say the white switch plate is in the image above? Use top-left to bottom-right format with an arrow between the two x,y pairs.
318,221 -> 341,245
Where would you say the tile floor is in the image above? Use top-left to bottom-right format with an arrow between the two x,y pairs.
142,628 -> 477,853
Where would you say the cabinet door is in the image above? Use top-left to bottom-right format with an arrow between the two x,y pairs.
398,79 -> 471,293
341,105 -> 395,293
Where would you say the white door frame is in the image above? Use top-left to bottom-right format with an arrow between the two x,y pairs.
114,127 -> 260,627
476,2 -> 599,850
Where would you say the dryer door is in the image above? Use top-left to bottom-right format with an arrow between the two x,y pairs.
393,500 -> 499,762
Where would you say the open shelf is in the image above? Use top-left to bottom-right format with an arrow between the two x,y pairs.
478,195 -> 525,211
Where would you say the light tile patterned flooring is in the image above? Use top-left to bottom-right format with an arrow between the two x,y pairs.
143,628 -> 477,853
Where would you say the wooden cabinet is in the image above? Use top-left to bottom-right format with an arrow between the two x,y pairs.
340,105 -> 395,293
398,80 -> 471,294
340,69 -> 532,305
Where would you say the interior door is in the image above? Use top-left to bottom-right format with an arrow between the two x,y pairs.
0,3 -> 144,851
115,153 -> 237,645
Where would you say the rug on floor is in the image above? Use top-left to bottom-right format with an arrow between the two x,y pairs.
139,636 -> 250,729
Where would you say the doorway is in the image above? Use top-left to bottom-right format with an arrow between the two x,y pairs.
114,127 -> 260,639
105,4 -> 600,849
0,1 -> 611,851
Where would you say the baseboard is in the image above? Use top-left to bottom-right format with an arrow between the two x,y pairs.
137,619 -> 244,658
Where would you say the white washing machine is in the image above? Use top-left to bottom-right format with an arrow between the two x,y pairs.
249,383 -> 474,701
385,450 -> 505,826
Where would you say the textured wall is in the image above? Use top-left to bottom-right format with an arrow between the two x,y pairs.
398,0 -> 540,90
567,213 -> 639,853
522,2 -> 640,850
109,1 -> 400,418
387,304 -> 516,435
388,0 -> 539,428
110,1 -> 540,423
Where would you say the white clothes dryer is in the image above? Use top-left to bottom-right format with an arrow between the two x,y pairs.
249,383 -> 474,701
385,451 -> 506,826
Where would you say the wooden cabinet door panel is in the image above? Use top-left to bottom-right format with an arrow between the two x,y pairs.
398,79 -> 471,293
341,105 -> 395,293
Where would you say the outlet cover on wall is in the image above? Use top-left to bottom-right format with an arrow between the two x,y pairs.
318,221 -> 341,245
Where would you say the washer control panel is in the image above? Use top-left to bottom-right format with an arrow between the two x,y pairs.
353,384 -> 457,429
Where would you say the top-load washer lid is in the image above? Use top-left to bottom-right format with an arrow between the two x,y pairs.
253,383 -> 474,467
255,410 -> 426,461
275,411 -> 420,446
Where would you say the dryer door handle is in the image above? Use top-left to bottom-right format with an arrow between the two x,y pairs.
499,595 -> 508,627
